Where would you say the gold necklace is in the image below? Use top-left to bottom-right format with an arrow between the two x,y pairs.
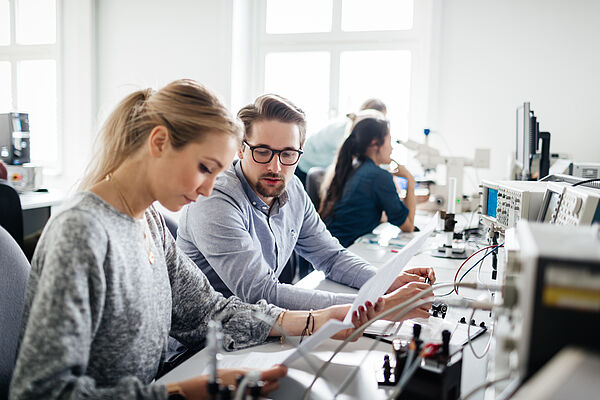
106,173 -> 155,264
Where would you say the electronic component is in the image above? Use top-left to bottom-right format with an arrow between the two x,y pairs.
480,180 -> 548,230
431,302 -> 448,318
570,162 -> 600,179
0,112 -> 30,165
501,222 -> 600,382
377,326 -> 462,399
554,185 -> 600,225
537,182 -> 600,225
536,182 -> 567,223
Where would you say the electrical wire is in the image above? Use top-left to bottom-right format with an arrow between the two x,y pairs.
302,298 -> 434,400
458,244 -> 504,286
233,370 -> 260,400
454,244 -> 503,294
466,308 -> 494,359
571,178 -> 600,187
458,373 -> 515,400
301,281 -> 498,400
333,336 -> 382,398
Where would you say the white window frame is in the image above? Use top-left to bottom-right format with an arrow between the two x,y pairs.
250,0 -> 437,141
0,0 -> 62,172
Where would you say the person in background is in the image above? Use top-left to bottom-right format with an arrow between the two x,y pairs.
10,80 -> 383,400
294,98 -> 387,186
176,94 -> 434,313
319,111 -> 416,248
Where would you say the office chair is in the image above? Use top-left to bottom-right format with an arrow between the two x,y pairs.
0,226 -> 31,398
305,167 -> 326,210
0,181 -> 24,248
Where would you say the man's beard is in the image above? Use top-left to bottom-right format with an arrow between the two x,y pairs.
255,173 -> 286,199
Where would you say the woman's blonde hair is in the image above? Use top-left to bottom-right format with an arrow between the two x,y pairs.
79,79 -> 242,191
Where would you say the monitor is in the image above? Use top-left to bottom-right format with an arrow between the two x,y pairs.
516,102 -> 550,180
516,102 -> 531,176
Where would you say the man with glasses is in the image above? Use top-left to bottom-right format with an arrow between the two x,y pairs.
176,94 -> 434,310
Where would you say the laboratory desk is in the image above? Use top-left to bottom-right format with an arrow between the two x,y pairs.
158,211 -> 501,400
19,189 -> 65,236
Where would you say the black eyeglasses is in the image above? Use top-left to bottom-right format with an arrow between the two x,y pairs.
243,140 -> 303,166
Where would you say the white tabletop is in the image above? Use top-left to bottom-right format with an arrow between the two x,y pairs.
19,188 -> 66,210
159,212 -> 500,399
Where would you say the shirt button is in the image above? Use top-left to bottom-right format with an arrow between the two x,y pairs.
252,202 -> 256,206
262,206 -> 267,210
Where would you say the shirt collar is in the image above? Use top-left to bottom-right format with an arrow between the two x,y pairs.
234,160 -> 290,215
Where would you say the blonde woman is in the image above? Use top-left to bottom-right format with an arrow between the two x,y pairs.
9,80 -> 387,400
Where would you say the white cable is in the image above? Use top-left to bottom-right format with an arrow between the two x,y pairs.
333,337 -> 382,398
301,281 -> 500,399
302,298 -> 432,400
233,370 -> 260,400
458,373 -> 515,400
466,308 -> 494,359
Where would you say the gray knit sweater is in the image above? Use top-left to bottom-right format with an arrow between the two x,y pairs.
9,192 -> 282,400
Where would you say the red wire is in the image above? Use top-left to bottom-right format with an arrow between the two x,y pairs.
453,245 -> 498,294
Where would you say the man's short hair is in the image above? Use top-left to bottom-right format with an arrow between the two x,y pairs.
360,98 -> 387,115
237,94 -> 307,147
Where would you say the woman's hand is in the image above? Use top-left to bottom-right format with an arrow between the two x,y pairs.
386,267 -> 436,294
390,160 -> 415,182
313,299 -> 385,340
382,281 -> 433,320
171,365 -> 287,399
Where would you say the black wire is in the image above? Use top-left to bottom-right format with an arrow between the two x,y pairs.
571,178 -> 600,187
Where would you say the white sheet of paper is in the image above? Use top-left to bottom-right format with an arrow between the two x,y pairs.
343,214 -> 438,324
282,319 -> 351,365
197,349 -> 296,375
280,214 -> 438,367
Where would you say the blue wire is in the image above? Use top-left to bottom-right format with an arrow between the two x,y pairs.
456,244 -> 504,292
434,244 -> 505,298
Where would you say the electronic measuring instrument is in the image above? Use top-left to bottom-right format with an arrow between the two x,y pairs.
479,180 -> 550,231
537,182 -> 600,225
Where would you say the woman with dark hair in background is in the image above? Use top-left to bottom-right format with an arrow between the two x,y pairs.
319,111 -> 416,248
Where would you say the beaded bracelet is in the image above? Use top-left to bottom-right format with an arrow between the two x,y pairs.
300,309 -> 314,344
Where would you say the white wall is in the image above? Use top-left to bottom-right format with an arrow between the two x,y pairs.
95,0 -> 234,123
430,0 -> 600,187
58,0 -> 600,192
44,0 -> 95,192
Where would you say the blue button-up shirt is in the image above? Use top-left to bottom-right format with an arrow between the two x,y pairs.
325,158 -> 409,247
176,160 -> 377,310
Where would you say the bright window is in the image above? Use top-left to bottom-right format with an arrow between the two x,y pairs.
16,0 -> 56,44
256,0 -> 431,145
341,0 -> 414,32
0,0 -> 59,168
338,50 -> 412,137
0,0 -> 10,45
0,62 -> 10,111
264,52 -> 331,134
266,0 -> 332,34
17,59 -> 57,163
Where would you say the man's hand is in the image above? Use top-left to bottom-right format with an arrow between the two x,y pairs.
386,267 -> 436,294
